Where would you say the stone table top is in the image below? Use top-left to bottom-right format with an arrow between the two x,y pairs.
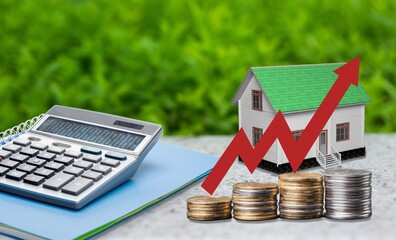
2,135 -> 392,240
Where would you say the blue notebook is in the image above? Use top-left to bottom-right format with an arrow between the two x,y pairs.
0,140 -> 217,239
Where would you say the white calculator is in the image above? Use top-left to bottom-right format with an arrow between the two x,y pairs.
0,105 -> 162,209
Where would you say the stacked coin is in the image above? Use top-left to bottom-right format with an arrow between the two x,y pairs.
232,182 -> 278,220
278,173 -> 324,219
324,168 -> 372,219
186,196 -> 232,221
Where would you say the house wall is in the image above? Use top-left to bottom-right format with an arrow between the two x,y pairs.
238,76 -> 278,163
278,104 -> 365,164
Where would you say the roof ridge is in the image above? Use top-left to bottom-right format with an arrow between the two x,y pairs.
251,62 -> 345,69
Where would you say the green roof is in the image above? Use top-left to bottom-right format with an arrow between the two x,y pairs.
251,63 -> 370,113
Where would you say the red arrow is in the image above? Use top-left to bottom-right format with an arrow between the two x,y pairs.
202,57 -> 361,194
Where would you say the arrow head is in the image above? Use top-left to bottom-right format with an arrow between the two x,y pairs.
333,56 -> 360,86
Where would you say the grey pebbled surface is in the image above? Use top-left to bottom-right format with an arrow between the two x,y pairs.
96,134 -> 396,240
1,134 -> 395,240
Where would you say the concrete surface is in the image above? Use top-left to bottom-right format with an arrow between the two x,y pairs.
98,134 -> 395,240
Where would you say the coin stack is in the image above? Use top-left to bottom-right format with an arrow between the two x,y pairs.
324,168 -> 372,220
186,196 -> 232,221
278,173 -> 324,219
232,182 -> 278,220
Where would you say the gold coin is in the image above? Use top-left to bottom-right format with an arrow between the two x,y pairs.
232,195 -> 277,202
279,173 -> 323,182
187,204 -> 231,212
233,182 -> 278,191
187,213 -> 232,221
279,212 -> 322,220
187,196 -> 231,205
234,214 -> 278,221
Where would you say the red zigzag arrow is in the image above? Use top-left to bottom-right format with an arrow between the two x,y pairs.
202,57 -> 361,194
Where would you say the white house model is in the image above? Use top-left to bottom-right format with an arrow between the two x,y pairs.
231,63 -> 370,173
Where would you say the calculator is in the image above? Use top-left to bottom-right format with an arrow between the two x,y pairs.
0,105 -> 162,209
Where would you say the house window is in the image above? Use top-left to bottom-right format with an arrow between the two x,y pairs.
252,90 -> 262,111
252,127 -> 263,146
336,122 -> 350,142
292,130 -> 303,141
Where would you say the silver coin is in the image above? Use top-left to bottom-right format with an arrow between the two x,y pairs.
324,168 -> 372,178
233,190 -> 277,197
279,203 -> 323,210
232,201 -> 276,206
280,208 -> 323,215
233,205 -> 278,212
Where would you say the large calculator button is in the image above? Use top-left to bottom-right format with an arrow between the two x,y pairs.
47,146 -> 66,155
104,152 -> 127,161
64,150 -> 83,159
91,165 -> 112,175
81,147 -> 102,155
24,174 -> 45,186
101,158 -> 120,168
17,163 -> 37,173
20,148 -> 39,157
82,155 -> 102,163
0,166 -> 10,176
13,139 -> 31,147
34,168 -> 55,179
54,156 -> 74,165
6,170 -> 27,181
43,172 -> 74,191
30,143 -> 49,151
27,158 -> 47,167
44,162 -> 65,172
37,152 -> 56,161
0,150 -> 12,159
10,154 -> 30,162
0,159 -> 19,169
62,178 -> 94,196
73,160 -> 93,170
64,166 -> 84,176
3,144 -> 22,153
81,171 -> 103,182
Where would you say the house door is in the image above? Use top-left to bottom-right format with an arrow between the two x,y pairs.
319,130 -> 327,155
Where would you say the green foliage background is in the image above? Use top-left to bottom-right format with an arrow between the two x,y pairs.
0,0 -> 395,135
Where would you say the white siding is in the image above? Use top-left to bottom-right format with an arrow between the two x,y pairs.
277,105 -> 365,164
238,76 -> 278,163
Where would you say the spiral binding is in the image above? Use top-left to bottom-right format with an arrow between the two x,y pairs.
0,114 -> 44,145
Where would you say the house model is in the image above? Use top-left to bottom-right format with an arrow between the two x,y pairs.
231,63 -> 371,173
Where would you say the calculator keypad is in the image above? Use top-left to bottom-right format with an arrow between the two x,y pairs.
0,137 -> 126,197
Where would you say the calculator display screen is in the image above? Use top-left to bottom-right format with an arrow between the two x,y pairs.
37,116 -> 145,151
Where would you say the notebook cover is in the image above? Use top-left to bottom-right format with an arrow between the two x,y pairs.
0,141 -> 217,240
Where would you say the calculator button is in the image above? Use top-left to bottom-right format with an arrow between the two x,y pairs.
0,159 -> 19,169
28,136 -> 41,141
81,171 -> 103,182
30,143 -> 49,151
63,166 -> 84,176
17,163 -> 37,173
101,158 -> 120,168
91,164 -> 112,175
104,152 -> 127,161
0,150 -> 12,159
10,154 -> 30,162
47,146 -> 66,155
52,142 -> 72,148
6,170 -> 27,181
43,172 -> 74,191
0,166 -> 10,176
64,150 -> 83,159
34,168 -> 55,179
13,139 -> 31,147
82,155 -> 102,163
62,178 -> 94,196
27,158 -> 47,167
54,156 -> 74,165
73,160 -> 93,170
81,147 -> 102,155
24,174 -> 45,186
37,152 -> 56,161
3,144 -> 22,153
44,162 -> 65,172
20,148 -> 39,157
